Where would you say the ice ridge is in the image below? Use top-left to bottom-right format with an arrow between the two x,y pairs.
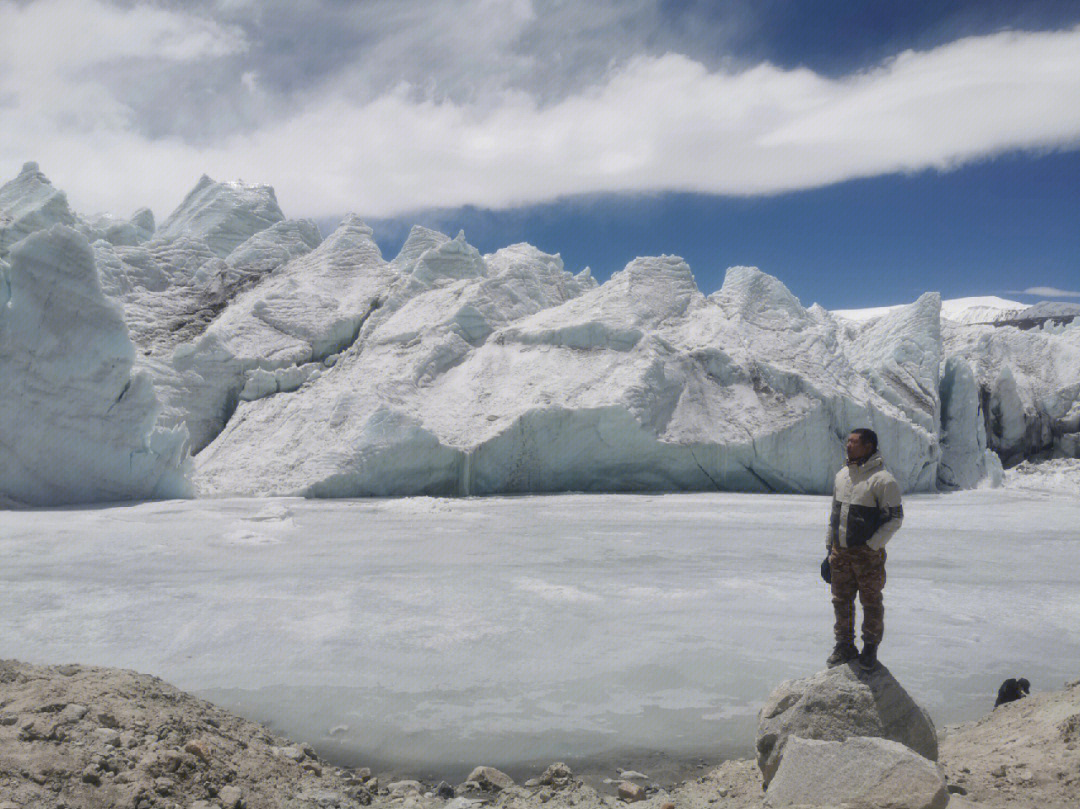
1,163 -> 1077,504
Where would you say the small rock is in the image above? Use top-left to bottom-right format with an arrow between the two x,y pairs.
81,768 -> 101,786
302,760 -> 323,776
219,784 -> 243,809
617,782 -> 646,802
184,739 -> 211,763
95,728 -> 122,747
437,781 -> 455,798
154,776 -> 175,795
276,745 -> 306,762
445,799 -> 483,809
57,664 -> 80,676
352,786 -> 373,806
0,712 -> 17,726
991,764 -> 1007,778
466,765 -> 515,791
947,784 -> 968,795
538,787 -> 553,803
354,767 -> 372,779
46,723 -> 67,742
58,703 -> 89,724
300,741 -> 318,759
97,711 -> 120,728
661,803 -> 676,809
618,770 -> 649,780
537,761 -> 574,787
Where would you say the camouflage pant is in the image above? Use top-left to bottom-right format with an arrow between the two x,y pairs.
830,545 -> 886,645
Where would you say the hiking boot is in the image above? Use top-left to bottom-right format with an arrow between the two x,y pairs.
826,642 -> 858,667
858,642 -> 879,670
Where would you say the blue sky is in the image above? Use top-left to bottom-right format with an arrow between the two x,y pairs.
1,0 -> 1078,308
366,148 -> 1080,309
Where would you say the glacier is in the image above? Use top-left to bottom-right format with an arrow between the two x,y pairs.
1,163 -> 1078,505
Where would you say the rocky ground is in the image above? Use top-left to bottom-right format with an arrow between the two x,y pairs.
2,659 -> 1078,808
938,677 -> 1080,808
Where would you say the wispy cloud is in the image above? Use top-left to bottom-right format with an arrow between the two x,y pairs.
1021,286 -> 1080,298
1,1 -> 1079,219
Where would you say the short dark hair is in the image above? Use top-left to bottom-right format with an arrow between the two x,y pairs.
850,428 -> 878,451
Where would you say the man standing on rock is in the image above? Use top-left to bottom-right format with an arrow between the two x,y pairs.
825,428 -> 904,670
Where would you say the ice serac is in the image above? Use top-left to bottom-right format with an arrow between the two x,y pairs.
225,219 -> 322,279
938,355 -> 1003,489
156,175 -> 285,258
80,210 -> 155,247
105,215 -> 322,356
192,255 -> 945,497
392,225 -> 451,272
193,238 -> 597,495
704,267 -> 938,492
944,318 -> 1080,465
152,214 -> 395,453
844,292 -> 942,489
0,226 -> 190,506
0,162 -> 78,258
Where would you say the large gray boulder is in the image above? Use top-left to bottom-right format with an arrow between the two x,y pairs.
756,664 -> 937,787
764,736 -> 948,809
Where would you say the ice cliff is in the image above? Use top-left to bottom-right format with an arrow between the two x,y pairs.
0,226 -> 190,505
1,164 -> 1078,504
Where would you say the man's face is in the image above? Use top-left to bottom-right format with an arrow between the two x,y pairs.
846,433 -> 872,463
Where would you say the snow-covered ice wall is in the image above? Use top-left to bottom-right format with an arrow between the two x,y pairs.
0,226 -> 190,505
1,163 -> 1078,505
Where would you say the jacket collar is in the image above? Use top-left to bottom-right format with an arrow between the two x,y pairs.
848,450 -> 883,471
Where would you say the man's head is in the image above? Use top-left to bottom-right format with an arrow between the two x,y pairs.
846,428 -> 878,464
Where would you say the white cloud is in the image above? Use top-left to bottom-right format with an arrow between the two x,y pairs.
0,0 -> 245,69
0,1 -> 1078,220
0,0 -> 247,138
1022,286 -> 1080,298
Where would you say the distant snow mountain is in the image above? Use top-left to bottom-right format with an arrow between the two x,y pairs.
2,163 -> 1078,505
836,295 -> 1080,329
835,296 -> 1027,325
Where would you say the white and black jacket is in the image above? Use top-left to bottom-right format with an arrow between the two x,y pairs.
826,452 -> 904,551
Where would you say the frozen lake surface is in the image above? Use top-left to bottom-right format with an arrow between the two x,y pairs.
2,490 -> 1078,777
